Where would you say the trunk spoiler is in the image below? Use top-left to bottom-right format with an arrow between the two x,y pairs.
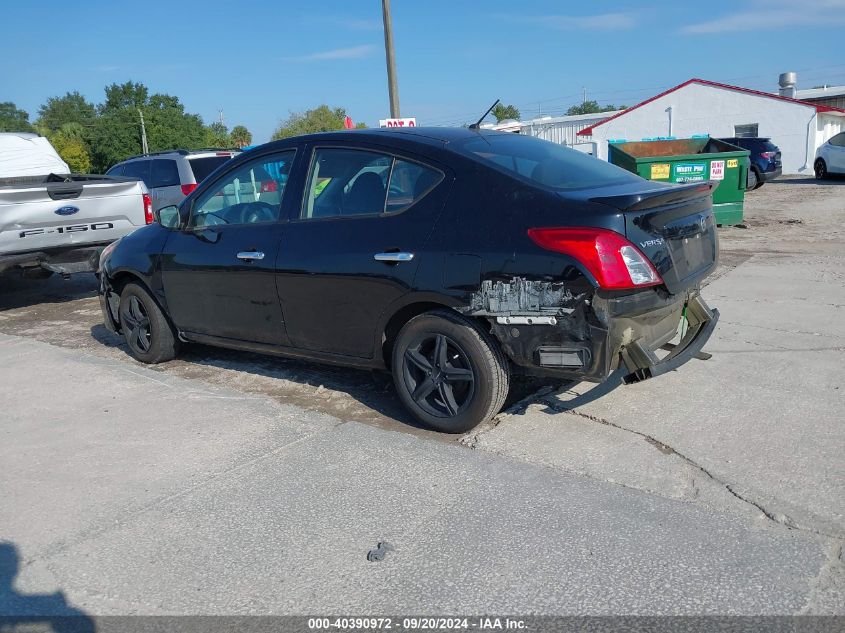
589,182 -> 715,212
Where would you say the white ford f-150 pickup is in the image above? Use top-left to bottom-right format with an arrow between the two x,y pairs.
0,132 -> 151,278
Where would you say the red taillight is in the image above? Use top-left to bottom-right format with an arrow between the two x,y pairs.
143,193 -> 153,225
181,183 -> 197,196
759,151 -> 776,159
527,227 -> 663,290
260,179 -> 277,193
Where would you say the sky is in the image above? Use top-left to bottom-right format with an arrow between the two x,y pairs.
2,0 -> 844,143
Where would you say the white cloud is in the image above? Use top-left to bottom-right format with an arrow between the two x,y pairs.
286,45 -> 376,62
682,0 -> 845,33
502,12 -> 637,31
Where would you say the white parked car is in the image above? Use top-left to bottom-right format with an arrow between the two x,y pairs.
815,132 -> 845,179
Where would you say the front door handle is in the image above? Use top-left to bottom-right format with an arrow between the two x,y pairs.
374,252 -> 414,263
237,251 -> 265,261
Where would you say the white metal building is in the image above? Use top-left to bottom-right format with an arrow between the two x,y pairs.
483,111 -> 622,154
576,79 -> 845,175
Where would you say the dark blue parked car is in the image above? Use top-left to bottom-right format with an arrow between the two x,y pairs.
720,137 -> 782,190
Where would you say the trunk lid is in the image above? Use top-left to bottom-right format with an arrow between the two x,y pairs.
590,182 -> 718,295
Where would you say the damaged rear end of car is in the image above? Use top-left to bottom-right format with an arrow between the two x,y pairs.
450,133 -> 720,387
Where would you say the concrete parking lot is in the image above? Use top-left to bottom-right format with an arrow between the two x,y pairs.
1,177 -> 843,615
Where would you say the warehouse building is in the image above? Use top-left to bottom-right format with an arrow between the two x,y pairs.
576,78 -> 845,175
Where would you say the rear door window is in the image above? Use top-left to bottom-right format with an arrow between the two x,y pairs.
150,159 -> 180,188
122,160 -> 151,188
302,149 -> 442,220
106,164 -> 124,176
188,156 -> 235,183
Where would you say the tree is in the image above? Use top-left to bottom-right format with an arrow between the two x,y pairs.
87,83 -> 206,172
0,102 -> 35,132
50,123 -> 91,173
230,125 -> 252,148
565,100 -> 626,116
272,105 -> 353,140
204,122 -> 230,148
100,81 -> 149,113
37,92 -> 96,134
492,103 -> 521,123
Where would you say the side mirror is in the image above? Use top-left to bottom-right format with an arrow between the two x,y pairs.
156,205 -> 180,229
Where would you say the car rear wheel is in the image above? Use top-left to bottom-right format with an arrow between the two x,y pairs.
392,309 -> 510,433
746,167 -> 759,190
118,282 -> 179,364
815,159 -> 828,180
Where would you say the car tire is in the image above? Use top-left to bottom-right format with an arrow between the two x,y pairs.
746,168 -> 759,190
391,309 -> 510,433
815,158 -> 828,180
118,282 -> 179,364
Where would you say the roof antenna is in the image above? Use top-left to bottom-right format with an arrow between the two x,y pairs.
469,99 -> 500,129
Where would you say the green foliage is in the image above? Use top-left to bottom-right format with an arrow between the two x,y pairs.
205,122 -> 230,148
101,81 -> 149,113
83,83 -> 206,172
230,125 -> 252,148
565,100 -> 626,116
36,92 -> 96,134
271,105 -> 352,140
50,123 -> 91,173
0,102 -> 35,132
492,103 -> 521,123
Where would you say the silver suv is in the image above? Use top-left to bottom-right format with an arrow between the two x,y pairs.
106,149 -> 240,212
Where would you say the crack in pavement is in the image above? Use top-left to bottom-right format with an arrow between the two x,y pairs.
463,385 -> 844,543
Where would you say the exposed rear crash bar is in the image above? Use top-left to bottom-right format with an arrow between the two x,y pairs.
621,294 -> 719,385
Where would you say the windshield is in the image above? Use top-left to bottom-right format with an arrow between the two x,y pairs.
455,133 -> 640,190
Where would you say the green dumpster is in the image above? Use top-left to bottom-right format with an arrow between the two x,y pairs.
608,137 -> 750,225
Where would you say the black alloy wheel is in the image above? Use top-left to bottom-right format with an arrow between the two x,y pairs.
403,333 -> 476,418
392,310 -> 510,434
121,294 -> 152,355
118,282 -> 180,364
815,159 -> 828,180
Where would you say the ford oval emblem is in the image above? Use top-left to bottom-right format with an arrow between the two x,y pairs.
55,205 -> 80,216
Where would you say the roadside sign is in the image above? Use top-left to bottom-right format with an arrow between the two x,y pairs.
379,117 -> 417,128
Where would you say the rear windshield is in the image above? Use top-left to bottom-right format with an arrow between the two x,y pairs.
188,156 -> 234,183
455,133 -> 640,190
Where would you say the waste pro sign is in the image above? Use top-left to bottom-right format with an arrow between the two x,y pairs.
379,118 -> 417,128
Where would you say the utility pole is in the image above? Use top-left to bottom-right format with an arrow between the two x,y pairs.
381,0 -> 400,118
583,87 -> 587,105
137,108 -> 149,155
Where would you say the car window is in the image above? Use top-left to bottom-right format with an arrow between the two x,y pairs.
830,133 -> 845,147
106,164 -> 124,176
150,159 -> 180,188
386,159 -> 443,213
302,149 -> 442,220
188,155 -> 236,183
189,151 -> 295,228
302,149 -> 390,219
122,160 -> 151,188
456,134 -> 639,191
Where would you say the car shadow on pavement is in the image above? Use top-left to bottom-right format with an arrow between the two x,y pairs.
0,542 -> 95,632
0,272 -> 98,312
772,176 -> 845,185
89,323 -> 558,435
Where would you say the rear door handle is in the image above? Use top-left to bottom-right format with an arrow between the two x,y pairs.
237,251 -> 265,261
374,252 -> 414,263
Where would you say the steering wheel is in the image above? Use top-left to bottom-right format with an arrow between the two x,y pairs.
236,201 -> 277,224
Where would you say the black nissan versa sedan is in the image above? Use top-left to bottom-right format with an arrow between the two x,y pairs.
97,128 -> 719,433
